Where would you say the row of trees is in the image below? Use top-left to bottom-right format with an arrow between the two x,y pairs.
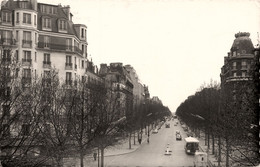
176,79 -> 259,166
0,53 -> 171,167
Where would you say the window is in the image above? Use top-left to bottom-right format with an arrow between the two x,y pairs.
66,72 -> 72,85
42,17 -> 51,29
23,13 -> 31,24
74,57 -> 77,69
19,1 -> 29,9
2,11 -> 11,23
44,36 -> 50,48
35,52 -> 37,62
242,61 -> 247,69
40,5 -> 47,13
34,15 -> 36,25
16,12 -> 19,23
41,5 -> 57,14
23,68 -> 31,78
233,51 -> 236,57
23,51 -> 31,62
66,38 -> 72,51
16,30 -> 19,42
233,72 -> 237,77
2,30 -> 12,44
66,55 -> 72,64
81,28 -> 84,38
82,60 -> 84,68
2,50 -> 11,62
23,31 -> 32,47
232,62 -> 236,70
242,72 -> 246,77
44,53 -> 50,64
82,45 -> 84,52
242,50 -> 246,54
59,20 -> 67,31
35,33 -> 37,44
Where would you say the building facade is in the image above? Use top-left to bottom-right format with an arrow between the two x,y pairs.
124,65 -> 145,106
221,32 -> 255,83
220,32 -> 259,165
0,0 -> 100,87
99,63 -> 133,119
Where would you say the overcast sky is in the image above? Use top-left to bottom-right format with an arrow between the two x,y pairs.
5,0 -> 260,113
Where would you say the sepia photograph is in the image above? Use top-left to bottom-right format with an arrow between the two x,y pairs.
0,0 -> 259,166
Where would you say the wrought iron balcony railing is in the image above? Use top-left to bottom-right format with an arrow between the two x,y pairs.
22,40 -> 32,48
38,42 -> 83,55
65,63 -> 73,70
0,38 -> 17,46
22,59 -> 32,65
43,61 -> 51,68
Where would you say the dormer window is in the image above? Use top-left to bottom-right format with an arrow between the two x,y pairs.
2,11 -> 12,24
40,5 -> 57,14
19,1 -> 29,9
58,20 -> 68,32
42,17 -> 52,30
232,51 -> 236,57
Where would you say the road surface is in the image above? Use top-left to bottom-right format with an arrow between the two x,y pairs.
103,120 -> 195,167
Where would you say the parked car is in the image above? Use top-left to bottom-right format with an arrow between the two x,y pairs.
176,134 -> 182,140
152,128 -> 158,133
165,123 -> 170,128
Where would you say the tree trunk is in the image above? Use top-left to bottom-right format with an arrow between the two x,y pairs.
129,131 -> 131,149
226,137 -> 230,167
207,129 -> 210,149
133,131 -> 136,145
101,147 -> 105,167
80,150 -> 84,167
218,136 -> 221,167
212,134 -> 215,155
56,156 -> 63,167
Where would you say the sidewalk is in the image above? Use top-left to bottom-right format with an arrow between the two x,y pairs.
197,133 -> 222,167
63,132 -> 150,167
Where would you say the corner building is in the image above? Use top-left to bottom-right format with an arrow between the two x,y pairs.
0,0 -> 91,85
220,32 -> 259,165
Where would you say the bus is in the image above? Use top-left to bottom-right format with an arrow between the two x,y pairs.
184,137 -> 199,154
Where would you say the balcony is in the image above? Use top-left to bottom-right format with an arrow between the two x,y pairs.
65,63 -> 73,70
0,38 -> 17,47
66,80 -> 72,86
74,46 -> 83,55
22,59 -> 32,66
1,58 -> 12,64
43,61 -> 51,68
241,65 -> 247,70
38,42 -> 83,55
22,40 -> 32,48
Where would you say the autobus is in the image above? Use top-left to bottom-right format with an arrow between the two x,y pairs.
184,137 -> 199,154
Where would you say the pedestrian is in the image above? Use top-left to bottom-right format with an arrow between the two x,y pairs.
138,138 -> 141,144
147,137 -> 149,143
93,152 -> 97,161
